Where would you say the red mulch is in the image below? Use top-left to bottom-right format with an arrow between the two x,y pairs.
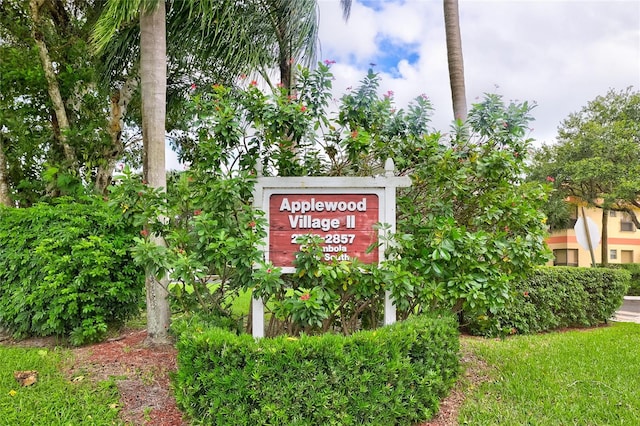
68,329 -> 187,426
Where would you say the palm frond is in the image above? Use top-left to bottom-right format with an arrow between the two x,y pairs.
92,0 -> 143,52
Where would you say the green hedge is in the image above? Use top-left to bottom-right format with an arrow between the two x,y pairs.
600,264 -> 640,296
173,312 -> 460,425
0,198 -> 144,345
468,266 -> 630,336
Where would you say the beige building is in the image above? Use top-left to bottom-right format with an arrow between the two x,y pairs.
546,204 -> 640,267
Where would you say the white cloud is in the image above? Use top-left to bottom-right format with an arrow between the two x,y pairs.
318,0 -> 640,145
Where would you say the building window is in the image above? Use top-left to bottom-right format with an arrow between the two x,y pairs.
553,249 -> 578,267
622,250 -> 634,264
621,222 -> 636,232
610,249 -> 617,260
609,210 -> 617,217
621,213 -> 636,232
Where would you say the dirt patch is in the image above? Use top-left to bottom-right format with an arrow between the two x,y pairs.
418,338 -> 490,426
68,329 -> 186,426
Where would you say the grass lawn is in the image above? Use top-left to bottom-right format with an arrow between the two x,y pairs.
459,322 -> 640,425
0,346 -> 121,425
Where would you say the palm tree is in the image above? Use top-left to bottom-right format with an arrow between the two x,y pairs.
139,0 -> 171,345
256,0 -> 319,90
93,0 -> 332,344
94,0 -> 172,344
444,0 -> 467,122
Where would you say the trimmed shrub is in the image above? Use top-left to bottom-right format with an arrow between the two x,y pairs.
173,312 -> 459,425
468,266 -> 630,337
0,198 -> 144,345
600,263 -> 640,296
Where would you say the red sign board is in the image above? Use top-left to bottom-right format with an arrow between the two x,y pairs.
269,194 -> 380,267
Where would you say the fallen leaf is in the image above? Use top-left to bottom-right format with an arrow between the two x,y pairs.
14,370 -> 38,387
72,375 -> 85,383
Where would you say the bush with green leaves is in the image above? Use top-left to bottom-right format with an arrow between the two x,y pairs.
599,263 -> 640,296
0,197 -> 144,345
621,264 -> 640,296
172,311 -> 459,426
121,63 -> 552,332
467,266 -> 630,337
252,234 -> 404,336
109,167 -> 265,322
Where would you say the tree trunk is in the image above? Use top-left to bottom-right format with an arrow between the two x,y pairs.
29,0 -> 77,167
0,135 -> 12,207
140,0 -> 171,345
94,78 -> 139,194
444,0 -> 467,122
601,208 -> 609,266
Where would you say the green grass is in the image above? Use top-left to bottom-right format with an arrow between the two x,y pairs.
459,322 -> 640,425
229,289 -> 252,317
0,346 -> 122,425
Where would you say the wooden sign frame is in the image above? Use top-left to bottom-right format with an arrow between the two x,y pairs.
251,159 -> 411,338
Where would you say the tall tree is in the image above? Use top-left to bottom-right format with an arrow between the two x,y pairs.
95,0 -> 172,344
139,0 -> 171,344
531,88 -> 640,264
444,0 -> 467,122
0,0 -> 142,199
256,0 -> 319,90
28,0 -> 77,169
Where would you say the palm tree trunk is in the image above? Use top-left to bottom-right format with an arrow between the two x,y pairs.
444,0 -> 467,122
140,0 -> 171,345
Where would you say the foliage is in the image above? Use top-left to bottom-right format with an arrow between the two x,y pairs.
466,266 -> 630,337
156,64 -> 552,330
174,63 -> 335,177
173,311 -> 459,426
110,167 -> 265,320
460,323 -> 640,425
599,263 -> 640,296
0,0 -> 127,199
388,94 -> 552,318
0,197 -> 144,345
530,87 -> 640,229
1,0 -> 326,203
0,346 -> 122,424
252,235 -> 389,336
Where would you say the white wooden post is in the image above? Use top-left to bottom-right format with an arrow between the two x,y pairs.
384,158 -> 398,325
252,162 -> 266,338
252,296 -> 264,338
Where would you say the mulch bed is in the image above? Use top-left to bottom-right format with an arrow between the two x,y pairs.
68,329 -> 186,426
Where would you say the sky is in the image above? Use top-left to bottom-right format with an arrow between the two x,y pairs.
316,0 -> 640,145
166,0 -> 640,170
